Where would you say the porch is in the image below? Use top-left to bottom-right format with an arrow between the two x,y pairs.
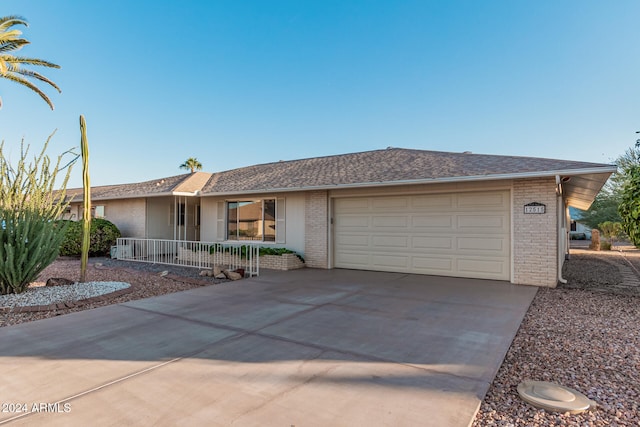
114,238 -> 260,277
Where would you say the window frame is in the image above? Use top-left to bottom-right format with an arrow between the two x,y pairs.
225,198 -> 277,242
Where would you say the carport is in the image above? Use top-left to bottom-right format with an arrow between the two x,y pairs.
0,269 -> 536,427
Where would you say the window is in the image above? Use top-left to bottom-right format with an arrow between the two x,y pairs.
91,205 -> 105,219
227,199 -> 276,241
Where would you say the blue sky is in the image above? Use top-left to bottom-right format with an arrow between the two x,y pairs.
1,1 -> 639,188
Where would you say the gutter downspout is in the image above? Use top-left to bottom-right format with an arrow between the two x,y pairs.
556,175 -> 568,284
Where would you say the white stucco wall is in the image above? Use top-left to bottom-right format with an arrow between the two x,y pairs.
146,197 -> 173,239
199,193 -> 306,255
69,198 -> 146,237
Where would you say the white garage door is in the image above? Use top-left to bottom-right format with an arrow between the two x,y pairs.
333,191 -> 510,280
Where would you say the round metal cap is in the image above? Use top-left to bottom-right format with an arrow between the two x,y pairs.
517,380 -> 596,414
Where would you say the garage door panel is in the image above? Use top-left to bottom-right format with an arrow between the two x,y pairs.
372,254 -> 409,269
457,215 -> 507,231
456,258 -> 507,276
336,233 -> 369,247
457,192 -> 508,209
336,198 -> 370,210
412,215 -> 453,229
412,195 -> 454,208
337,216 -> 370,228
372,216 -> 408,228
372,235 -> 409,249
456,237 -> 506,253
411,256 -> 454,272
412,236 -> 453,250
334,191 -> 510,281
335,252 -> 370,267
372,197 -> 409,209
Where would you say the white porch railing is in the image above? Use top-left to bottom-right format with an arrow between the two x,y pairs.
114,238 -> 260,277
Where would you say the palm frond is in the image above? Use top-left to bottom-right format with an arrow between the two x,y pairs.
0,16 -> 59,110
0,29 -> 25,41
2,72 -> 55,110
0,16 -> 28,33
5,65 -> 61,92
0,39 -> 29,54
3,56 -> 59,68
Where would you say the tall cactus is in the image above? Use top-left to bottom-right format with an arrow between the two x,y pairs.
79,115 -> 91,282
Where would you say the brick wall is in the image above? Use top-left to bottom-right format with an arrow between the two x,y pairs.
304,190 -> 329,268
513,178 -> 558,287
260,254 -> 305,270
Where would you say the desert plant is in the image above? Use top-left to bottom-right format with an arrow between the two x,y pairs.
0,136 -> 76,294
598,221 -> 623,249
79,115 -> 90,282
58,218 -> 121,257
0,15 -> 61,109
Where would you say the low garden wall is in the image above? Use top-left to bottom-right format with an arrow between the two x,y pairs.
259,253 -> 305,270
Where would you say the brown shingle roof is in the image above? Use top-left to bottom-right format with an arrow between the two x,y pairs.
201,148 -> 614,194
65,172 -> 212,202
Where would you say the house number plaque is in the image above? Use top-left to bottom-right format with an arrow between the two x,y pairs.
524,202 -> 546,214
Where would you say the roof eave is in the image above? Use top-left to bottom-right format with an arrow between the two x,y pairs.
66,191 -> 194,202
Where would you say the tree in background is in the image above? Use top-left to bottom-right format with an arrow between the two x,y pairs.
0,136 -> 76,294
618,162 -> 640,246
581,140 -> 640,232
617,139 -> 640,247
0,15 -> 61,110
577,185 -> 622,230
179,157 -> 203,173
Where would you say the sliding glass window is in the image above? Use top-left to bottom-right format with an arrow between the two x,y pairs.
227,199 -> 276,242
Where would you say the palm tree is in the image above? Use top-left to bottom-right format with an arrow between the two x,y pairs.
179,157 -> 203,173
0,15 -> 61,110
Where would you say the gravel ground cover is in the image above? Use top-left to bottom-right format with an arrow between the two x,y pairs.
473,249 -> 640,426
1,252 -> 639,425
0,281 -> 130,309
0,257 -> 227,328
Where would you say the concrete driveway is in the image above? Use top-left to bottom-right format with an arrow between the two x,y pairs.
0,269 -> 536,427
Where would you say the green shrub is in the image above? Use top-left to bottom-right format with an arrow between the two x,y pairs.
58,220 -> 81,256
208,245 -> 304,263
58,218 -> 121,257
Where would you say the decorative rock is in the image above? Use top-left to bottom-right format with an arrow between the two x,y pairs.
214,273 -> 227,279
226,271 -> 243,281
45,278 -> 75,287
213,265 -> 223,276
159,271 -> 169,277
222,269 -> 242,281
199,270 -> 211,277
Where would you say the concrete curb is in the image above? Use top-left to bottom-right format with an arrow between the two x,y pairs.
1,284 -> 135,313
